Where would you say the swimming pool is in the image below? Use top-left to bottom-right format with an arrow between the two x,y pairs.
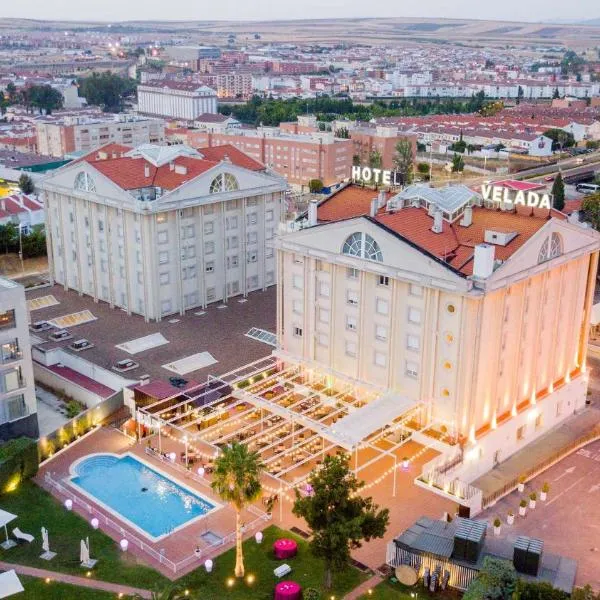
69,453 -> 219,541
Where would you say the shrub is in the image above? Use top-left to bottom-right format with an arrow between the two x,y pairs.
530,492 -> 537,501
0,437 -> 39,495
519,499 -> 527,508
304,589 -> 320,600
493,517 -> 501,528
508,510 -> 514,517
65,400 -> 83,419
542,482 -> 550,494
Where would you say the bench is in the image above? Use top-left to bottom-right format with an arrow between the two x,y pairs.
274,564 -> 292,578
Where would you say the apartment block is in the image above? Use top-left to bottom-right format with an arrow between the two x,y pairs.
137,81 -> 218,121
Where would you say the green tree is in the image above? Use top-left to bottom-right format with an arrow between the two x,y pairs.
543,129 -> 575,152
309,179 -> 323,193
292,454 -> 389,589
0,224 -> 18,254
552,88 -> 560,99
5,82 -> 17,103
551,172 -> 565,211
451,153 -> 465,172
21,85 -> 63,114
463,557 -> 517,600
368,149 -> 382,169
582,193 -> 600,230
335,127 -> 349,138
21,225 -> 46,259
211,442 -> 263,578
78,72 -> 137,112
572,585 -> 600,600
393,139 -> 414,185
18,173 -> 34,195
514,579 -> 568,600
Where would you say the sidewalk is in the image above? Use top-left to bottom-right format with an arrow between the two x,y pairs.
473,403 -> 600,502
343,574 -> 383,600
0,561 -> 152,598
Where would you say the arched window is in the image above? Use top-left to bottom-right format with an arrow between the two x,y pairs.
209,172 -> 239,194
537,238 -> 549,263
74,171 -> 96,193
538,233 -> 563,264
342,232 -> 383,262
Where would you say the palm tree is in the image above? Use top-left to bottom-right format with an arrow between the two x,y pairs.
211,441 -> 264,578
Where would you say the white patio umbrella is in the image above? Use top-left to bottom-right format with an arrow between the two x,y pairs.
41,527 -> 49,553
80,539 -> 89,564
0,509 -> 18,550
0,570 -> 24,598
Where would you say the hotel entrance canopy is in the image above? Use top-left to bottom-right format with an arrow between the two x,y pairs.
328,393 -> 419,450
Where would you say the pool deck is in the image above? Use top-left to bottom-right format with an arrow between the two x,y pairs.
37,426 -> 454,579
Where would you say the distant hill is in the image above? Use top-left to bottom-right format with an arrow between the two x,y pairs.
582,18 -> 600,25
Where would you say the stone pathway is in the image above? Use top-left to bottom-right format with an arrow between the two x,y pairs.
343,574 -> 383,599
0,561 -> 152,599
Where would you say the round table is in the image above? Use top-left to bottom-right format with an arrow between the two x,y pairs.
274,580 -> 302,600
273,538 -> 298,560
395,564 -> 418,586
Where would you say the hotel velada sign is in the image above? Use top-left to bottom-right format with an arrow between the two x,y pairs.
481,184 -> 552,210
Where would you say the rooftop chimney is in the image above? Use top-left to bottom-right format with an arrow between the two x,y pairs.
460,206 -> 473,227
473,243 -> 495,279
370,198 -> 378,217
431,209 -> 443,234
169,161 -> 175,171
144,164 -> 150,178
307,200 -> 318,227
377,189 -> 386,209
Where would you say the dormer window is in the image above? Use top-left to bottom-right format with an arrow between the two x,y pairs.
342,232 -> 383,262
209,172 -> 239,194
74,171 -> 96,193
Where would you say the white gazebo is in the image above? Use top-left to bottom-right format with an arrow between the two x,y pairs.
0,509 -> 18,550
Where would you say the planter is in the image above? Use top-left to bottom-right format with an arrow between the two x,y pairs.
517,483 -> 525,493
507,514 -> 514,525
494,526 -> 501,536
529,500 -> 536,509
519,506 -> 527,517
540,491 -> 547,501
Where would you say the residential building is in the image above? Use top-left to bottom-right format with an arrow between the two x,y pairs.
0,277 -> 37,441
36,113 -> 165,158
0,194 -> 45,233
274,183 -> 599,486
137,81 -> 218,121
40,143 -> 286,321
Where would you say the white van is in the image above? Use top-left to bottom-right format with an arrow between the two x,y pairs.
576,183 -> 600,194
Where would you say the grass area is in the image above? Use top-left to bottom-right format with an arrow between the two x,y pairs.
0,482 -> 366,599
358,579 -> 462,600
18,576 -> 120,599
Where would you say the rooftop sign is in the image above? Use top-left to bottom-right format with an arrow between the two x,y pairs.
352,165 -> 404,186
481,184 -> 552,210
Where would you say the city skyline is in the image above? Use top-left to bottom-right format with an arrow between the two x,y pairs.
0,1 -> 598,24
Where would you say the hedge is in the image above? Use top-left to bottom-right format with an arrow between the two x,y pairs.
0,437 -> 39,495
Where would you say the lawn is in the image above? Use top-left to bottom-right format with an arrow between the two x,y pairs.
18,576 -> 119,599
358,579 -> 462,600
0,482 -> 367,599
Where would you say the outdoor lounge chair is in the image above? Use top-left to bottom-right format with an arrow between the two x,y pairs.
274,564 -> 292,578
12,527 -> 34,543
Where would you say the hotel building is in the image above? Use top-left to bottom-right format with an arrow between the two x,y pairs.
274,183 -> 600,488
40,143 -> 287,321
0,277 -> 37,441
137,81 -> 218,121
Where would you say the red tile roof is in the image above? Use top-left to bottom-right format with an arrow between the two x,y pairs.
317,186 -> 388,222
198,144 -> 265,171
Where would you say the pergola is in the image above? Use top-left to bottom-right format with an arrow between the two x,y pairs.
137,355 -> 445,500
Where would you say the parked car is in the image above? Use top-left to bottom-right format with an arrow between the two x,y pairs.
69,339 -> 94,352
113,358 -> 139,372
544,175 -> 555,182
49,329 -> 72,341
30,321 -> 53,332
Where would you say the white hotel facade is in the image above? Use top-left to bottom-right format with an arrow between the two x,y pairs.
137,81 -> 218,121
273,184 -> 600,489
40,144 -> 287,321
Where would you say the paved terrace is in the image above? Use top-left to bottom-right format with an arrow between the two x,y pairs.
25,285 -> 277,382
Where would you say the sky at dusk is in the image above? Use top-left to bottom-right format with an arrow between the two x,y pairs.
0,0 -> 597,24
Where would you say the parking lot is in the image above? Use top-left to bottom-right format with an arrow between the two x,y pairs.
26,285 -> 277,383
481,438 -> 600,589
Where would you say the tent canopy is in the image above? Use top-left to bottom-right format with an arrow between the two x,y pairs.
0,570 -> 24,598
0,510 -> 17,529
328,393 -> 418,449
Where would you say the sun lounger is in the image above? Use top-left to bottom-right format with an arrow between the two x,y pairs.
274,564 -> 292,578
12,527 -> 34,543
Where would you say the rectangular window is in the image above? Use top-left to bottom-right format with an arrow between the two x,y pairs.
265,209 -> 274,221
158,251 -> 169,265
375,325 -> 388,341
227,236 -> 238,250
204,241 -> 215,255
137,272 -> 143,284
204,221 -> 214,235
161,299 -> 172,314
293,275 -> 303,289
345,340 -> 357,357
319,282 -> 330,297
6,395 -> 26,421
98,219 -> 104,232
374,351 -> 387,367
266,270 -> 274,284
347,267 -> 359,279
266,248 -> 274,258
247,251 -> 258,263
347,290 -> 359,306
293,326 -> 303,338
247,212 -> 258,226
346,315 -> 358,331
407,334 -> 420,351
293,300 -> 303,314
409,283 -> 423,297
185,225 -> 195,239
319,308 -> 330,324
157,230 -> 168,244
226,216 -> 238,230
205,261 -> 215,273
408,307 -> 421,324
0,310 -> 16,331
159,272 -> 170,285
184,245 -> 196,259
378,275 -> 390,287
247,231 -> 258,244
227,255 -> 239,269
517,425 -> 526,441
317,333 -> 328,347
406,360 -> 419,378
206,287 -> 216,301
376,298 -> 389,315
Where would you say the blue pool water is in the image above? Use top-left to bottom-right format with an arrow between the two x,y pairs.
71,454 -> 215,539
